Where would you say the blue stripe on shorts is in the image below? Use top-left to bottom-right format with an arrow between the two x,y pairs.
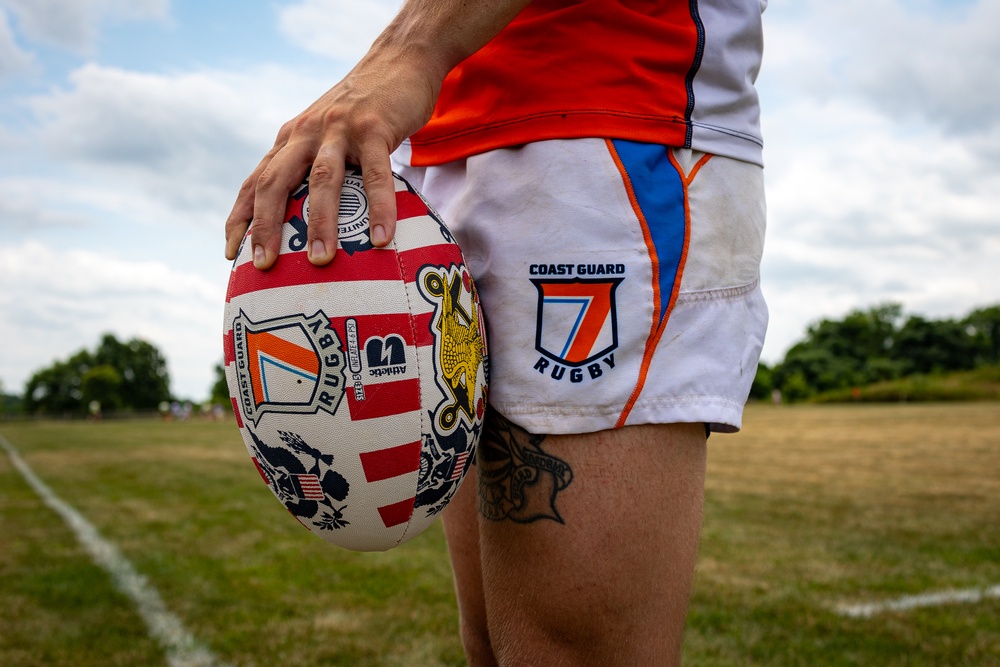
610,139 -> 687,327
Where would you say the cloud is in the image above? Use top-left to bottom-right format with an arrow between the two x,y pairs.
0,9 -> 33,76
0,0 -> 168,54
24,63 -> 328,230
845,0 -> 1000,137
0,177 -> 101,232
763,0 -> 1000,139
279,0 -> 401,61
0,241 -> 227,400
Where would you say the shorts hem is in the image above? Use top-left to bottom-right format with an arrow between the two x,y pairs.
492,394 -> 746,436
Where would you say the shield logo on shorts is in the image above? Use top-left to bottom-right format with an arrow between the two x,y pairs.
531,278 -> 623,367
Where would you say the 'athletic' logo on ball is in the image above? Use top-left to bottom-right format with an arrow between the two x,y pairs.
231,310 -> 347,426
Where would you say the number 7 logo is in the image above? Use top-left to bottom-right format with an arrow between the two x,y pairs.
531,278 -> 623,367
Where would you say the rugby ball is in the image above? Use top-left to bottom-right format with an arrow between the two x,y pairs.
222,168 -> 488,551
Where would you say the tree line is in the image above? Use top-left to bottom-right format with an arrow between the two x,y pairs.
6,302 -> 999,415
21,334 -> 171,415
752,303 -> 1000,402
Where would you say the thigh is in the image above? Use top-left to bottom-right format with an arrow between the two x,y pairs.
476,414 -> 707,666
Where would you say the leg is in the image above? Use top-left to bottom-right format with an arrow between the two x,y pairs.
477,413 -> 706,666
441,464 -> 497,667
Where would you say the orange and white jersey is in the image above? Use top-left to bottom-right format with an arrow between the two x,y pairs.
400,0 -> 766,167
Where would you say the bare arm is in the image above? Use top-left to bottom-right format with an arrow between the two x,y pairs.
225,0 -> 532,269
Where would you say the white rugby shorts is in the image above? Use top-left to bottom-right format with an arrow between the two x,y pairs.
392,138 -> 767,434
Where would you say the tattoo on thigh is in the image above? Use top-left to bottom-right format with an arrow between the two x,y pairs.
477,412 -> 574,524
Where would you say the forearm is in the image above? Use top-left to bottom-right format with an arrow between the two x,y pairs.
371,0 -> 534,86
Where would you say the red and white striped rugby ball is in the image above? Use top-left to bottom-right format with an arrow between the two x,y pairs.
223,169 -> 488,551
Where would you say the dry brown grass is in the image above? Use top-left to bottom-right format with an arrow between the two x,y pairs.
687,402 -> 1000,665
712,402 -> 1000,505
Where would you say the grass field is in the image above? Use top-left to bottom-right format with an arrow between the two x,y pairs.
1,403 -> 998,666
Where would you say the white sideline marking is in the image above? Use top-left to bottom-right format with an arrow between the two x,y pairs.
0,433 -> 229,667
836,585 -> 1000,618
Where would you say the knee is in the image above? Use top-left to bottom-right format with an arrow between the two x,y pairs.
490,617 -> 683,667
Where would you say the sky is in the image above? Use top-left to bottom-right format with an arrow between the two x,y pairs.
1,0 -> 998,401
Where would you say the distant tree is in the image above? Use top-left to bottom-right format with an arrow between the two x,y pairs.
893,316 -> 977,375
805,302 -> 902,362
24,349 -> 95,414
774,346 -> 854,398
92,334 -> 170,411
1,392 -> 22,415
963,305 -> 1000,366
80,365 -> 123,412
0,379 -> 19,415
210,362 -> 230,405
23,334 -> 171,415
772,303 -> 907,399
769,301 -> 1000,402
780,370 -> 813,403
748,361 -> 773,400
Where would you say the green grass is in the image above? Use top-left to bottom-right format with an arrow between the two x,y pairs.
0,443 -> 163,667
0,420 -> 464,666
1,404 -> 999,665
